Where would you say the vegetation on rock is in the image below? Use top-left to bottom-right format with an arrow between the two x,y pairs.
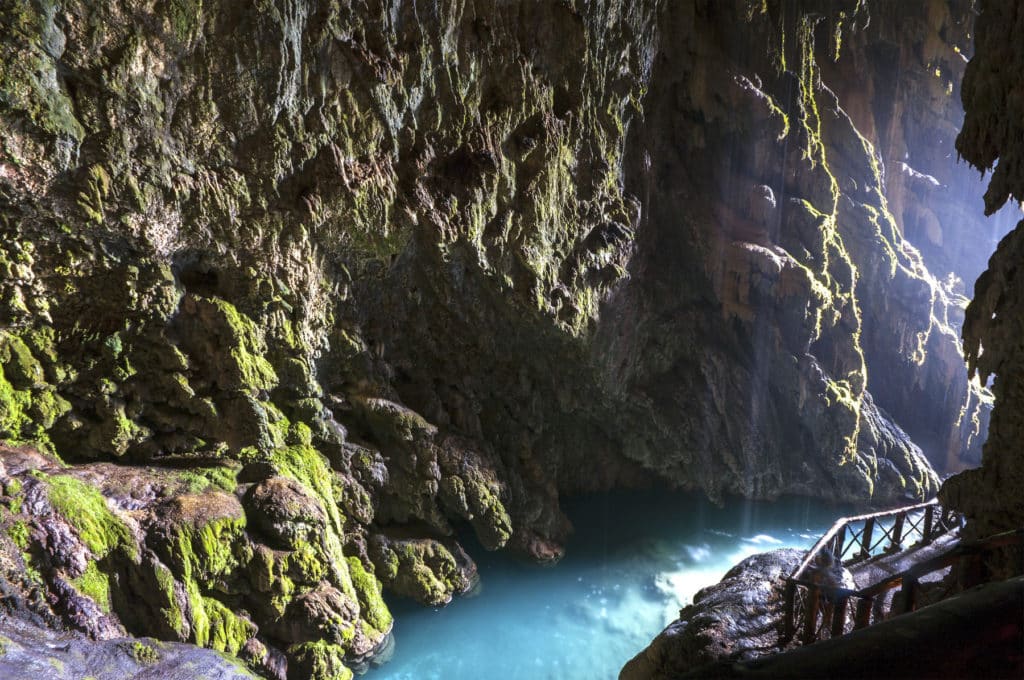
0,0 -> 1005,678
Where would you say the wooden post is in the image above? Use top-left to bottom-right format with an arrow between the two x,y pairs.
889,514 -> 905,552
896,577 -> 917,614
833,525 -> 847,560
831,596 -> 848,638
802,585 -> 820,645
782,580 -> 796,644
922,505 -> 935,544
854,597 -> 873,629
859,518 -> 876,559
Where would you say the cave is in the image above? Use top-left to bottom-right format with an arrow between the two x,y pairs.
0,0 -> 1022,678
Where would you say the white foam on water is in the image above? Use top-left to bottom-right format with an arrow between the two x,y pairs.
742,533 -> 784,545
683,543 -> 711,562
369,494 -> 832,680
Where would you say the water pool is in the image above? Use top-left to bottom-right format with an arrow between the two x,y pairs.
366,491 -> 840,680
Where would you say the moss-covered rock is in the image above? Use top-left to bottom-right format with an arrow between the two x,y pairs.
243,475 -> 326,550
0,0 -> 1003,677
346,556 -> 392,638
368,534 -> 476,607
286,640 -> 354,680
41,472 -> 135,561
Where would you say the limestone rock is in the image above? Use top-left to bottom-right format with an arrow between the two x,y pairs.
0,0 -> 1008,677
0,615 -> 257,680
941,0 -> 1024,576
368,534 -> 478,607
244,476 -> 327,550
620,549 -> 804,680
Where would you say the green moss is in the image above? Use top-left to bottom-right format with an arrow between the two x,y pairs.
0,330 -> 68,448
43,473 -> 135,560
130,641 -> 159,665
6,519 -> 29,550
4,479 -> 23,512
476,505 -> 513,549
0,1 -> 85,141
29,388 -> 71,429
774,13 -> 869,465
287,421 -> 313,447
0,368 -> 33,438
287,640 -> 354,680
85,406 -> 148,457
162,509 -> 245,585
200,596 -> 254,655
409,563 -> 448,603
284,541 -> 325,584
153,561 -> 186,637
168,0 -> 204,43
200,297 -> 278,392
230,346 -> 278,392
255,445 -> 343,534
151,499 -> 249,649
72,561 -> 111,612
0,332 -> 44,388
102,333 -> 123,360
126,173 -> 148,211
346,556 -> 392,636
178,466 -> 238,494
77,164 -> 111,224
242,444 -> 356,604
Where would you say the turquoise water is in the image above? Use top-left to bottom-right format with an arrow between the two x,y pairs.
367,491 -> 839,680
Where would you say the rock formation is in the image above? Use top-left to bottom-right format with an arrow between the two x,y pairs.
0,0 -> 1004,677
0,614 -> 258,680
941,0 -> 1024,558
620,548 -> 806,680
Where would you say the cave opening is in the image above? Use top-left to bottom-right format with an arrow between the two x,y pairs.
2,1 -> 1023,680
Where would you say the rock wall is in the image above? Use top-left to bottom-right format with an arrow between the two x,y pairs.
0,0 -> 999,677
941,0 -> 1024,552
608,0 -> 979,507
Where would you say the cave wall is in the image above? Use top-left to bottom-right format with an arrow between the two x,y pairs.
941,0 -> 1024,549
0,0 -> 998,677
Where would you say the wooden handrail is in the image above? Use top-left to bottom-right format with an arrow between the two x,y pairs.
782,499 -> 969,645
852,528 -> 1024,599
792,499 -> 942,579
782,524 -> 1024,646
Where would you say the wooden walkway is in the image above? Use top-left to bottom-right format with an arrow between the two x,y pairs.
781,499 -> 964,646
848,529 -> 959,588
782,498 -> 1024,649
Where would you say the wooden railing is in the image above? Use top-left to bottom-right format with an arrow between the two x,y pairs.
781,499 -> 965,646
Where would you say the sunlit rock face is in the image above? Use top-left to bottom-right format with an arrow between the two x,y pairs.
611,0 -> 990,504
941,0 -> 1024,555
825,0 -> 1017,473
0,0 -> 996,677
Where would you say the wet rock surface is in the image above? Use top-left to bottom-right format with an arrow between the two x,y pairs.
620,548 -> 803,680
0,0 -> 1008,677
0,614 -> 256,680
